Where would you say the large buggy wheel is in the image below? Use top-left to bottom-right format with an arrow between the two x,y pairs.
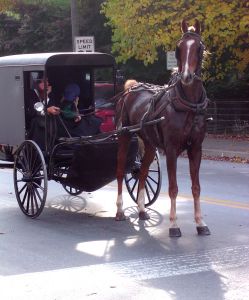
13,140 -> 48,218
125,150 -> 162,207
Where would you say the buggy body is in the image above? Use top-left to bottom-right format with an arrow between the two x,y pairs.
0,52 -> 161,218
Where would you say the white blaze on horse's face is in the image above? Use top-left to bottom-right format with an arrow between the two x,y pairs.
181,39 -> 195,85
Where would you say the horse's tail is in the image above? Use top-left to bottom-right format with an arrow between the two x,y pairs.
113,79 -> 138,129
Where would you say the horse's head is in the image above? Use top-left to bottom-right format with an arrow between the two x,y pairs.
176,19 -> 205,86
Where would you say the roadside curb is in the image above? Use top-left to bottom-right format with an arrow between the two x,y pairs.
202,148 -> 249,160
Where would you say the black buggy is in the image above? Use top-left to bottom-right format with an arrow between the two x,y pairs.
0,52 -> 162,218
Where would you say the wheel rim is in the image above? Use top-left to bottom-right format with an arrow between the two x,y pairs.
13,140 -> 48,218
125,150 -> 162,207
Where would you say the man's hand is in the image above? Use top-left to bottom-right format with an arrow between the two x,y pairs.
47,106 -> 60,115
74,115 -> 81,122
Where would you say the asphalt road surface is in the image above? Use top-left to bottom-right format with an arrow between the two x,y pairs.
0,157 -> 248,300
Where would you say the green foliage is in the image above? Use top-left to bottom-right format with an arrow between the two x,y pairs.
0,0 -> 112,56
0,0 -> 72,55
0,0 -> 14,12
22,0 -> 69,7
102,0 -> 249,82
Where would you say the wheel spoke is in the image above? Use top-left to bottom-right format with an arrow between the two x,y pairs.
22,147 -> 30,170
125,175 -> 134,183
26,187 -> 31,213
145,183 -> 152,202
16,167 -> 25,176
18,156 -> 26,171
34,186 -> 43,204
31,152 -> 40,173
30,188 -> 35,215
33,163 -> 42,177
18,182 -> 28,195
147,174 -> 158,185
20,185 -> 29,205
32,186 -> 39,212
145,178 -> 156,196
130,178 -> 139,194
148,169 -> 159,173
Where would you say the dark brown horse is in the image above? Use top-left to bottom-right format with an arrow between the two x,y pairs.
115,19 -> 210,237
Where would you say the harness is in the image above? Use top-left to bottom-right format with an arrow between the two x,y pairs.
116,76 -> 209,148
116,31 -> 209,146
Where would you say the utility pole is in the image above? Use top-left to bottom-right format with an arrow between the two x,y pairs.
70,0 -> 80,51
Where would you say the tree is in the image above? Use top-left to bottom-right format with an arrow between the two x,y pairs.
0,0 -> 112,56
0,1 -> 72,55
78,0 -> 112,53
71,0 -> 79,50
0,0 -> 14,12
102,0 -> 249,81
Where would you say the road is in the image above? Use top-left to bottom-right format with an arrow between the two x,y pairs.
0,157 -> 249,300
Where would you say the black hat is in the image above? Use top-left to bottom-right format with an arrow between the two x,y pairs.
35,72 -> 44,82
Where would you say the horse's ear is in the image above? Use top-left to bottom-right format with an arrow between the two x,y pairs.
194,19 -> 201,34
181,20 -> 188,33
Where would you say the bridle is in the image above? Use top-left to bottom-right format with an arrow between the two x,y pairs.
175,31 -> 205,78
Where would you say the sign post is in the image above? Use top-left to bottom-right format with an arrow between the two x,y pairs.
74,36 -> 95,52
166,51 -> 177,70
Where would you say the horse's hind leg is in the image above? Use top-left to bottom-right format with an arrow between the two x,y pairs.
166,149 -> 181,237
137,141 -> 155,220
188,146 -> 211,235
116,134 -> 131,221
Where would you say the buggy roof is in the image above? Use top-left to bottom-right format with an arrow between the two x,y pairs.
0,52 -> 116,68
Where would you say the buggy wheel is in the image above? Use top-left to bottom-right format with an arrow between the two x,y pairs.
59,166 -> 84,196
62,184 -> 83,196
13,140 -> 48,218
125,150 -> 162,207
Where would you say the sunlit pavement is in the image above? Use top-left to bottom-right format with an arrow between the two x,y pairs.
0,158 -> 249,300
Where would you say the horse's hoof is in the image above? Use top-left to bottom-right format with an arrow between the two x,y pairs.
139,211 -> 150,220
115,212 -> 127,221
169,227 -> 182,237
197,226 -> 211,236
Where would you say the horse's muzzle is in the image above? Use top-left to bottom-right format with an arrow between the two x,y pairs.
180,71 -> 195,86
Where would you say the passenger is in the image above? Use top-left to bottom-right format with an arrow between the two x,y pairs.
59,83 -> 102,137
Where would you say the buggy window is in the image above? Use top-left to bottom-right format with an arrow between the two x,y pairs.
94,67 -> 114,107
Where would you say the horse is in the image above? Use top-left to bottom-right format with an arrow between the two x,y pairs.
115,19 -> 210,237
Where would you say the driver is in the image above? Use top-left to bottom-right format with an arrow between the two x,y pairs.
26,73 -> 60,149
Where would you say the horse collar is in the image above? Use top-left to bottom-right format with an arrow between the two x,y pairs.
171,81 -> 209,114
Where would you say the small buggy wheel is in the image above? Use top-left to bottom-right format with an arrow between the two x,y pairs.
62,184 -> 83,196
13,140 -> 48,218
125,150 -> 162,207
58,166 -> 83,196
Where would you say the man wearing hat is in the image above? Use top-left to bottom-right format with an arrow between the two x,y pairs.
26,72 -> 60,149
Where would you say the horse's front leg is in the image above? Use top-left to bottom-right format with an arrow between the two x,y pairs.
137,142 -> 155,220
187,145 -> 211,235
166,149 -> 181,237
116,134 -> 131,221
